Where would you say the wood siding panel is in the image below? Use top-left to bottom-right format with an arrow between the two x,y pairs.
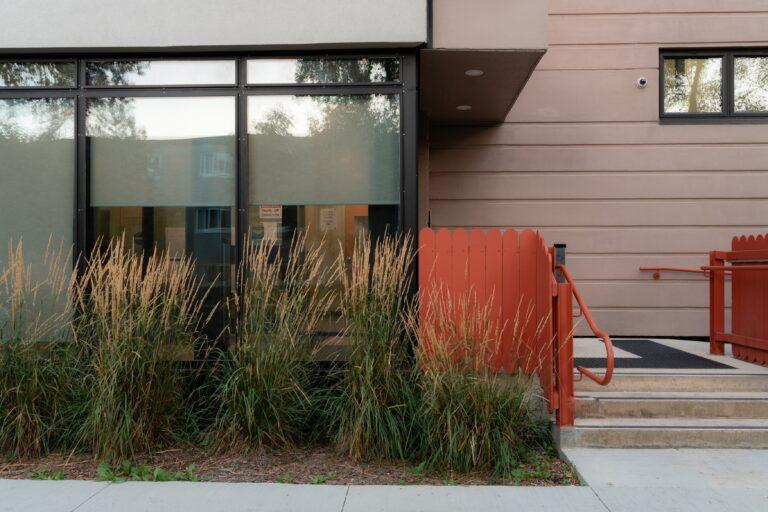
550,13 -> 768,45
430,172 -> 768,200
431,200 -> 768,228
540,43 -> 768,71
427,5 -> 768,336
577,282 -> 731,309
432,123 -> 768,147
566,254 -> 710,280
431,145 -> 768,173
550,1 -> 768,15
582,309 -> 728,337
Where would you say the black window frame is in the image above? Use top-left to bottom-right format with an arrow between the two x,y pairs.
660,48 -> 768,124
0,50 -> 419,273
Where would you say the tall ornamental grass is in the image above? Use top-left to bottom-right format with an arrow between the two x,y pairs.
0,240 -> 79,458
411,287 -> 550,476
324,233 -> 418,461
212,232 -> 335,450
74,238 -> 212,461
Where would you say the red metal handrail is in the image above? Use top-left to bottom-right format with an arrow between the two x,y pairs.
556,264 -> 614,386
702,265 -> 768,271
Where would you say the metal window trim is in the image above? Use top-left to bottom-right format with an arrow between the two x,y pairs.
659,47 -> 768,122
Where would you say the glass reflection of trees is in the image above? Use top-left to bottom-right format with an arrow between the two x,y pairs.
735,57 -> 768,113
85,61 -> 149,86
664,58 -> 722,113
293,57 -> 399,84
0,62 -> 75,88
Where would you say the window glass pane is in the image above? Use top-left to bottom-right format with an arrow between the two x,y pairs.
663,57 -> 723,113
734,56 -> 768,113
247,57 -> 400,84
88,96 -> 236,338
87,96 -> 236,206
0,98 -> 75,276
86,60 -> 236,86
247,93 -> 400,341
0,62 -> 76,88
248,94 -> 400,205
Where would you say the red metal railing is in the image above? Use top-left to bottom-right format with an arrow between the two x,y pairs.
557,264 -> 614,386
642,234 -> 768,365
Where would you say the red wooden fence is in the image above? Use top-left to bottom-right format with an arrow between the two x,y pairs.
710,234 -> 768,365
418,228 -> 575,424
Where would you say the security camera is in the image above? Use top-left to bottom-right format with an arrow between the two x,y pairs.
635,77 -> 648,89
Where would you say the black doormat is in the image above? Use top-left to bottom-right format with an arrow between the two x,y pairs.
575,339 -> 734,370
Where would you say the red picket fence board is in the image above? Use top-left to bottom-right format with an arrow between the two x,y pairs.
418,228 -> 561,412
710,234 -> 768,366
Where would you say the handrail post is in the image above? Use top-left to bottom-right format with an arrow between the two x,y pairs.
556,282 -> 574,426
709,251 -> 725,355
554,244 -> 567,283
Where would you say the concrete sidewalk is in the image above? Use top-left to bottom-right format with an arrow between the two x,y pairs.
2,449 -> 767,512
564,448 -> 768,512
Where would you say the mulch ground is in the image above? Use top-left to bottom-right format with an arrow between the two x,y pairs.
0,446 -> 579,486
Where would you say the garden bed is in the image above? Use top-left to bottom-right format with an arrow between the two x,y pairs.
0,447 -> 577,486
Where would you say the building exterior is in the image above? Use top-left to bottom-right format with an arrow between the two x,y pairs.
1,1 -> 768,337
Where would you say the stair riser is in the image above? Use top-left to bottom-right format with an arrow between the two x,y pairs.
576,399 -> 768,419
558,427 -> 768,449
575,375 -> 768,393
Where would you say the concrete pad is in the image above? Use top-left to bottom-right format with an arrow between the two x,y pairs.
575,338 -> 639,359
76,482 -> 348,512
563,448 -> 768,489
0,479 -> 109,512
593,486 -> 768,512
342,485 -> 606,512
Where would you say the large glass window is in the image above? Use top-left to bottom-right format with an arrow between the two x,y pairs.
661,49 -> 768,120
0,55 -> 411,341
0,98 -> 75,274
87,96 -> 237,336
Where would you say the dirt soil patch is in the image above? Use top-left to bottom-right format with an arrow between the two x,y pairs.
0,447 -> 578,486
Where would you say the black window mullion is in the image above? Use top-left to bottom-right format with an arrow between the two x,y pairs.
236,57 -> 249,274
75,60 -> 87,273
724,51 -> 733,116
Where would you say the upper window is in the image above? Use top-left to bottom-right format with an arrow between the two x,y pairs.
0,61 -> 76,88
661,50 -> 768,121
247,57 -> 400,85
86,59 -> 236,87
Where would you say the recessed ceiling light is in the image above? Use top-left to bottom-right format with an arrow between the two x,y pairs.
465,69 -> 484,77
456,105 -> 472,111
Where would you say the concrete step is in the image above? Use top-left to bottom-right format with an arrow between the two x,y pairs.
558,418 -> 768,448
574,373 -> 768,393
575,392 -> 768,419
